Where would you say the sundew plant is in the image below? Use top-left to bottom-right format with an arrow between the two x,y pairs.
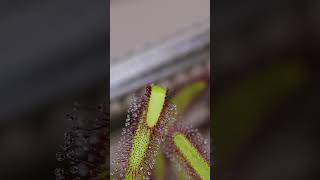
111,84 -> 177,179
54,74 -> 210,180
112,75 -> 210,180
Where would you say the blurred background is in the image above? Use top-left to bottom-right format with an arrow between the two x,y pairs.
0,0 -> 108,179
214,0 -> 320,179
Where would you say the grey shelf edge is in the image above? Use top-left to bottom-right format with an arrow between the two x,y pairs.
110,26 -> 210,101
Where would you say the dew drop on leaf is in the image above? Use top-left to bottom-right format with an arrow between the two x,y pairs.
70,166 -> 79,174
56,152 -> 65,161
54,168 -> 64,176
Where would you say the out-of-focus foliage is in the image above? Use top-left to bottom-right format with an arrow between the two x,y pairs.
214,60 -> 309,176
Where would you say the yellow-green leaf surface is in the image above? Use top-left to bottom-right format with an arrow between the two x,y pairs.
126,123 -> 151,178
171,80 -> 207,113
146,84 -> 167,128
122,84 -> 168,179
173,132 -> 210,180
154,148 -> 165,180
153,80 -> 207,179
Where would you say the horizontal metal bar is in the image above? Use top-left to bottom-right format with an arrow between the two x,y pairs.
110,25 -> 210,100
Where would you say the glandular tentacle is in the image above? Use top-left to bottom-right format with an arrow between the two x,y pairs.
112,84 -> 177,180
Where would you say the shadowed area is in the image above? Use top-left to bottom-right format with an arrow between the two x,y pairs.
213,0 -> 320,179
0,0 -> 108,179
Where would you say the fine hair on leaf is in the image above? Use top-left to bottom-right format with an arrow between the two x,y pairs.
111,84 -> 177,180
164,123 -> 210,180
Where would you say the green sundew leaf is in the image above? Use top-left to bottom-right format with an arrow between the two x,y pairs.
152,80 -> 208,178
173,132 -> 210,180
124,171 -> 143,180
126,123 -> 151,178
124,171 -> 134,180
113,84 -> 173,179
124,172 -> 143,180
171,80 -> 207,114
146,84 -> 167,128
154,148 -> 165,180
